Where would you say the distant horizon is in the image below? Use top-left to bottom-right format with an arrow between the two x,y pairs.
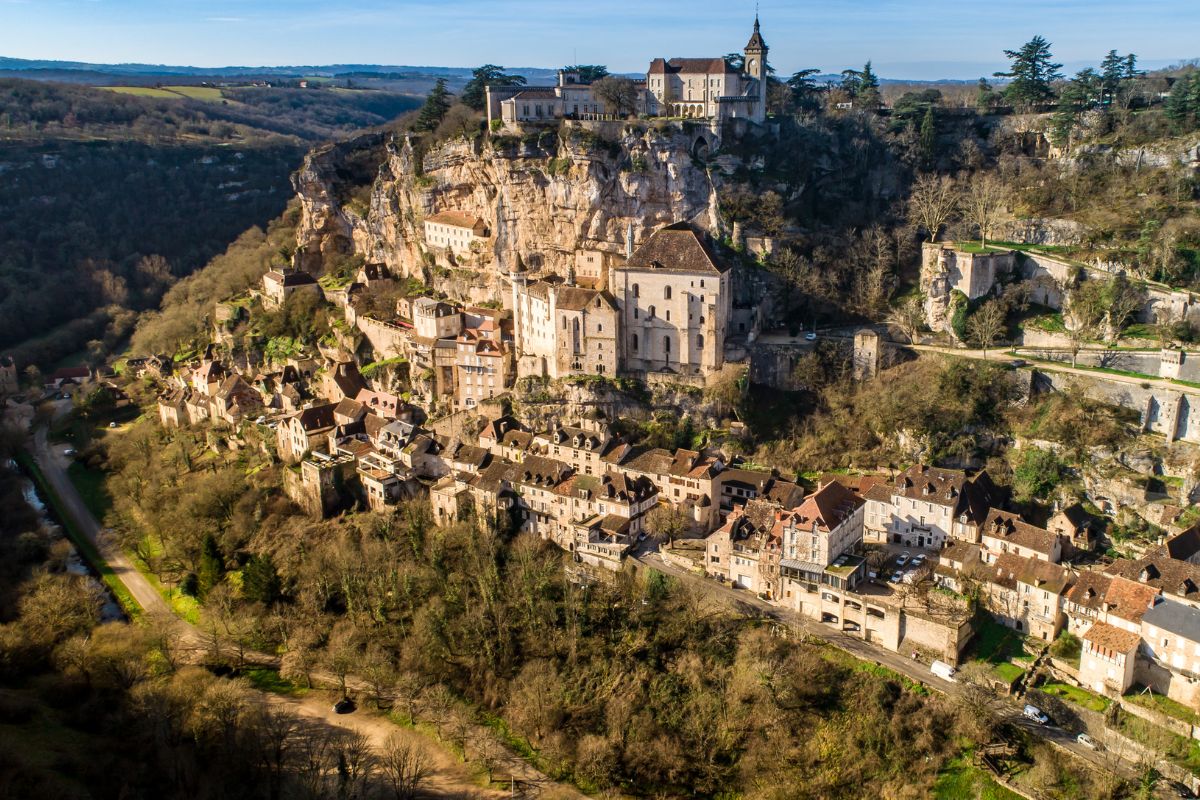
2,0 -> 1198,82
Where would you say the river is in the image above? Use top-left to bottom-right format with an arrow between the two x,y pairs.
13,459 -> 124,622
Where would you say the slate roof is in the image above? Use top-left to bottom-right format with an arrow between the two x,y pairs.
647,57 -> 737,76
622,222 -> 730,275
1162,527 -> 1200,562
555,286 -> 618,312
989,553 -> 1072,595
294,403 -> 337,433
1066,571 -> 1112,612
265,269 -> 318,287
1142,598 -> 1200,643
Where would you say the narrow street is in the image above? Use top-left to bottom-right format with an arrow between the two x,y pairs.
632,549 -> 1165,790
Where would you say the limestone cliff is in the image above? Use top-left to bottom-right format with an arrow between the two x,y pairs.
292,122 -> 724,304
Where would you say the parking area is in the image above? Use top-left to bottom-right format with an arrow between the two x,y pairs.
873,546 -> 938,586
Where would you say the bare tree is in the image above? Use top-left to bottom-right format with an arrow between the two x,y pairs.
591,76 -> 639,118
379,733 -> 431,800
966,298 -> 1008,356
886,294 -> 925,344
469,728 -> 506,785
907,173 -> 960,242
961,174 -> 1010,248
646,502 -> 689,548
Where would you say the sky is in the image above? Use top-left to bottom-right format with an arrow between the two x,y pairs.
2,0 -> 1198,80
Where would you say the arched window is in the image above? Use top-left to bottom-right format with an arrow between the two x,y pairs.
648,305 -> 656,319
697,333 -> 704,350
632,333 -> 639,352
663,336 -> 671,355
632,284 -> 640,298
664,285 -> 672,300
665,309 -> 671,321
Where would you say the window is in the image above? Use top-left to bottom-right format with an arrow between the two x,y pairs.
632,284 -> 639,298
663,336 -> 671,354
633,307 -> 639,319
632,333 -> 639,352
664,286 -> 672,299
665,309 -> 671,321
697,333 -> 704,349
648,305 -> 656,319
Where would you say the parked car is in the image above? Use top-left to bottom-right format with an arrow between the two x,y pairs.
108,421 -> 118,428
1023,704 -> 1050,725
805,332 -> 818,341
896,552 -> 911,567
888,572 -> 902,584
931,660 -> 957,682
910,554 -> 926,567
62,447 -> 76,457
1075,732 -> 1100,750
332,697 -> 356,714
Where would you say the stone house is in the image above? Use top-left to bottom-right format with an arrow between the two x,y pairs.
705,505 -> 780,596
412,297 -> 463,341
509,272 -> 619,380
454,316 -> 511,410
211,374 -> 263,425
1048,503 -> 1098,553
1107,555 -> 1200,609
262,269 -> 321,309
609,446 -> 724,531
157,387 -> 188,428
862,465 -> 997,549
530,419 -> 614,476
422,211 -> 489,258
972,553 -> 1073,641
644,17 -> 769,122
978,510 -> 1064,564
1080,623 -> 1141,696
276,404 -> 338,464
713,467 -> 804,522
777,481 -> 867,606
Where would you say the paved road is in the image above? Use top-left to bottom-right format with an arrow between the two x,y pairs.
33,426 -> 174,618
27,424 -> 580,799
632,550 -> 1171,791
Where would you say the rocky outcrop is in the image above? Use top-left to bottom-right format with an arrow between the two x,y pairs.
292,122 -> 725,305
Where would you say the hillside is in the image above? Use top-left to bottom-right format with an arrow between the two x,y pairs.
0,78 -> 420,365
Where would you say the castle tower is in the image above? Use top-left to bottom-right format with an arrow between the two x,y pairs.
744,15 -> 768,122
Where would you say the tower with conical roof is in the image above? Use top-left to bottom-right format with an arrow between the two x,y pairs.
743,15 -> 768,122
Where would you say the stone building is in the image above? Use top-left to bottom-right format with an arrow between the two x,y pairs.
262,269 -> 321,309
423,211 -> 489,257
611,222 -> 732,380
645,17 -> 769,123
510,271 -> 619,379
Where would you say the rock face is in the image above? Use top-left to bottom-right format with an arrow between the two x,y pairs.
292,122 -> 724,305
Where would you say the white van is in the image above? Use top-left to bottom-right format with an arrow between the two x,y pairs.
931,660 -> 957,682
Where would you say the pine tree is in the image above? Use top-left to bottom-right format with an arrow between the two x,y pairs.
919,107 -> 937,166
976,77 -> 996,109
460,65 -> 525,112
414,78 -> 453,132
1100,50 -> 1125,103
197,533 -> 225,598
995,35 -> 1063,107
1165,73 -> 1199,130
858,61 -> 881,107
242,552 -> 282,605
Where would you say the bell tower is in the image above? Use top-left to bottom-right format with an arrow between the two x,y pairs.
743,15 -> 768,122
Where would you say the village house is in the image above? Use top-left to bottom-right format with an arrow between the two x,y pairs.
454,311 -> 512,410
978,509 -> 1064,564
157,387 -> 189,428
45,365 -> 91,391
863,465 -> 996,549
705,505 -> 780,597
412,297 -> 463,340
1047,503 -> 1098,554
1107,555 -> 1200,608
558,471 -> 659,569
775,481 -> 867,606
423,211 -> 489,258
609,445 -> 724,531
531,419 -> 614,475
1079,623 -> 1142,697
320,361 -> 368,403
713,466 -> 804,521
972,553 -> 1073,641
276,404 -> 339,464
262,269 -> 321,309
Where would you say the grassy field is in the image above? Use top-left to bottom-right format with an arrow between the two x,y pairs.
1125,687 -> 1200,726
243,668 -> 307,697
102,85 -> 225,102
933,752 -> 1024,800
1040,682 -> 1111,713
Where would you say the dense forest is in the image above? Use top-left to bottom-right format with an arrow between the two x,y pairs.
0,78 -> 419,365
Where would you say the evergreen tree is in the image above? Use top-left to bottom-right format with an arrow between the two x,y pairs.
1100,50 -> 1125,103
995,35 -> 1063,107
786,68 -> 823,112
1051,71 -> 1095,147
197,533 -> 225,598
840,62 -> 881,107
414,78 -> 453,132
242,552 -> 283,605
976,77 -> 997,109
1165,72 -> 1200,130
460,65 -> 525,111
919,107 -> 937,166
563,65 -> 609,83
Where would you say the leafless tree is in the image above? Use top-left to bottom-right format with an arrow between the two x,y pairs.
967,298 -> 1008,356
886,294 -> 925,344
961,174 -> 1010,248
592,76 -> 640,118
379,733 -> 431,800
646,502 -> 689,548
906,173 -> 960,242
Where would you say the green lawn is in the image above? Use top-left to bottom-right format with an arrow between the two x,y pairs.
992,662 -> 1026,684
1117,711 -> 1200,775
102,85 -> 225,102
243,668 -> 306,697
934,752 -> 1024,800
1125,687 -> 1200,727
1040,682 -> 1111,713
969,618 -> 1031,664
131,535 -> 203,625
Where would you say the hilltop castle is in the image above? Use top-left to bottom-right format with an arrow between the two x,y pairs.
485,16 -> 770,129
